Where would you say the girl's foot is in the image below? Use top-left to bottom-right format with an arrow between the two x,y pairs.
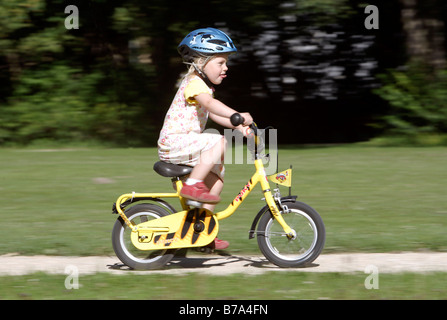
213,238 -> 229,250
204,238 -> 230,251
180,181 -> 221,204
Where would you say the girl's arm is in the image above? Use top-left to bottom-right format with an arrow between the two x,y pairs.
209,113 -> 236,128
210,113 -> 252,136
195,93 -> 253,126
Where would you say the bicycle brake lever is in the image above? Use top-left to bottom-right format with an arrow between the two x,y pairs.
249,122 -> 258,135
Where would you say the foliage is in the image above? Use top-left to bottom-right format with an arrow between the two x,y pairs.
0,0 -> 284,146
374,63 -> 447,139
0,0 -> 156,146
0,0 -> 445,145
1,64 -> 147,145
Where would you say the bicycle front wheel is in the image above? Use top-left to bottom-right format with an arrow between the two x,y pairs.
257,201 -> 325,268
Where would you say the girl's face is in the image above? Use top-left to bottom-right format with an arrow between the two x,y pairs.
202,54 -> 229,85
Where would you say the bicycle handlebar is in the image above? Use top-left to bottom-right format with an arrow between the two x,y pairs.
230,113 -> 258,135
230,113 -> 244,126
230,113 -> 268,159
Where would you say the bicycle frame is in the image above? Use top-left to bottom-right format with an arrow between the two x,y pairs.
114,158 -> 294,237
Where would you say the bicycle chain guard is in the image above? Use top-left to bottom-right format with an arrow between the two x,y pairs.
130,208 -> 219,250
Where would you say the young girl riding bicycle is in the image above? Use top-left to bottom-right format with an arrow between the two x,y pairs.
157,28 -> 253,249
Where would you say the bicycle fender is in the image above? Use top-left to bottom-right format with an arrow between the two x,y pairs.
248,196 -> 297,239
113,198 -> 177,215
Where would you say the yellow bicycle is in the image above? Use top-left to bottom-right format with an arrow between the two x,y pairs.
111,114 -> 325,269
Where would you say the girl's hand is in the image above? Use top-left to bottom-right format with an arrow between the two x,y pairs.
238,125 -> 254,138
239,112 -> 253,126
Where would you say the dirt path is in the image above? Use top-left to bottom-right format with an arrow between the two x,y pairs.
1,252 -> 446,276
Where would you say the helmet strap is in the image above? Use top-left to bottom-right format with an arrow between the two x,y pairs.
192,63 -> 215,89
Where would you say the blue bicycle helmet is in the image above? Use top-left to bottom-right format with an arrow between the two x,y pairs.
178,27 -> 237,62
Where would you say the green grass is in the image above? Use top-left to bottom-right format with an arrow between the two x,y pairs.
1,145 -> 446,256
1,271 -> 447,300
1,145 -> 447,300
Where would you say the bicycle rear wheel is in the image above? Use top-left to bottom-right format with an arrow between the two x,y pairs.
112,203 -> 175,270
257,201 -> 325,268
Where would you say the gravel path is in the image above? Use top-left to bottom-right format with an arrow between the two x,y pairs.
1,252 -> 446,276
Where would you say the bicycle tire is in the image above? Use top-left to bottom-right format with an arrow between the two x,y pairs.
112,203 -> 175,270
257,201 -> 325,268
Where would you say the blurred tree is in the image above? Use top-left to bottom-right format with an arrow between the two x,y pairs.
0,0 -> 153,145
0,0 -> 444,146
400,0 -> 445,70
375,63 -> 447,138
374,0 -> 447,140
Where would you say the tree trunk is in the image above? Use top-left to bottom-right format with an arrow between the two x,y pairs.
400,0 -> 445,69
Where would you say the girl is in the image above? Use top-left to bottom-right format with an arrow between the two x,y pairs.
157,28 -> 253,249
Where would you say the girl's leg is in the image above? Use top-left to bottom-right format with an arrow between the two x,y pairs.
202,172 -> 224,212
203,172 -> 229,249
189,137 -> 226,181
180,137 -> 226,203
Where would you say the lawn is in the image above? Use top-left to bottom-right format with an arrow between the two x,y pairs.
1,145 -> 447,300
1,145 -> 446,256
2,271 -> 447,300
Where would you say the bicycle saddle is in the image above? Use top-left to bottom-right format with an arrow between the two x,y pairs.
153,161 -> 193,178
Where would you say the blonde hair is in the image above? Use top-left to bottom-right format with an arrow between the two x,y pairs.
184,55 -> 214,78
176,56 -> 211,86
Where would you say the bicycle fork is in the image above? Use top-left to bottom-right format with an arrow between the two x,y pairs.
215,159 -> 295,239
259,175 -> 296,239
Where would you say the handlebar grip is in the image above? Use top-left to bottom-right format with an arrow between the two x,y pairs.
230,113 -> 244,127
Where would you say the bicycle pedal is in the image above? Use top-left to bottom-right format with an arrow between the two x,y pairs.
195,247 -> 214,254
193,244 -> 215,254
186,200 -> 203,208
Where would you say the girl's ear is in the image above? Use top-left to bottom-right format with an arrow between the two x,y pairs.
196,56 -> 209,68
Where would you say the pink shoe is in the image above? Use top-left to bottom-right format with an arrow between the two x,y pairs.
205,237 -> 230,251
180,182 -> 221,204
214,238 -> 229,250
